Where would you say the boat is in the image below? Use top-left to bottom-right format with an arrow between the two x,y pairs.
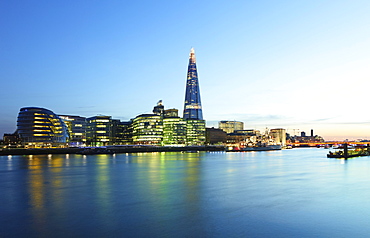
241,145 -> 282,151
226,145 -> 282,152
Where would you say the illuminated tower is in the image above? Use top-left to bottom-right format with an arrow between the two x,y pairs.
183,48 -> 203,120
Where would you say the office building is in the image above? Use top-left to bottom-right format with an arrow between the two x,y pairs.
132,114 -> 163,145
270,128 -> 286,146
163,117 -> 187,146
206,127 -> 227,145
164,109 -> 179,118
183,48 -> 203,120
219,121 -> 244,134
86,116 -> 113,146
186,119 -> 206,146
59,115 -> 86,146
113,120 -> 133,145
234,129 -> 258,136
3,133 -> 21,147
16,107 -> 69,147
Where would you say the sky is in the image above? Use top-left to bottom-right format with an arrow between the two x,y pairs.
1,0 -> 370,141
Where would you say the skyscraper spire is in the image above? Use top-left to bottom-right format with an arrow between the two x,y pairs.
183,48 -> 203,120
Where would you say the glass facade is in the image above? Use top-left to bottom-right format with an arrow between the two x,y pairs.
112,120 -> 133,145
132,114 -> 163,145
186,119 -> 206,146
86,116 -> 112,146
219,121 -> 244,134
16,107 -> 69,147
163,117 -> 186,146
59,115 -> 86,146
164,109 -> 178,117
183,48 -> 203,120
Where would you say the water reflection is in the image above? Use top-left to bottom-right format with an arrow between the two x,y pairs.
3,149 -> 370,237
94,154 -> 114,229
120,152 -> 205,236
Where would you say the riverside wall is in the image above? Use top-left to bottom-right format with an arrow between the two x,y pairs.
0,146 -> 226,156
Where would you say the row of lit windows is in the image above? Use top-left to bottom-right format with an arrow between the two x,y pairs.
89,119 -> 110,123
134,122 -> 163,126
34,134 -> 53,136
33,129 -> 50,132
32,125 -> 49,128
34,121 -> 52,124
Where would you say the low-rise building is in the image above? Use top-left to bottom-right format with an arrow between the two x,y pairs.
3,133 -> 21,147
206,127 -> 227,145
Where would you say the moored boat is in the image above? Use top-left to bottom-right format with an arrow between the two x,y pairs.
241,145 -> 282,151
227,144 -> 282,152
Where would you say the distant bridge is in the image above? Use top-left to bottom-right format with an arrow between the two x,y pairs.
292,142 -> 370,147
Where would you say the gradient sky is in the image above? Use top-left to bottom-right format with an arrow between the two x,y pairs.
1,0 -> 370,141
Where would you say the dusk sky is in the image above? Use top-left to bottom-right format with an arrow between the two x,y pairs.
1,0 -> 370,141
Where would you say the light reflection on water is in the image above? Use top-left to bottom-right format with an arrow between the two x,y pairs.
1,149 -> 370,237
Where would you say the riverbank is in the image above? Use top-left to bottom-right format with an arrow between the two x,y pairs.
0,145 -> 225,155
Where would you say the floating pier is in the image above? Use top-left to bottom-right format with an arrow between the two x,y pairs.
327,144 -> 370,159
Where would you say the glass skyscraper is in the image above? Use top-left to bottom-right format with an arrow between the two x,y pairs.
183,48 -> 203,120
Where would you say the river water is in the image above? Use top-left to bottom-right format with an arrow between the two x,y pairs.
1,148 -> 370,237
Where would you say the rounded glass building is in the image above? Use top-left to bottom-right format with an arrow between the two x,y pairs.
17,107 -> 69,147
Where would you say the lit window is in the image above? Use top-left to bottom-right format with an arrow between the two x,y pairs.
96,119 -> 109,122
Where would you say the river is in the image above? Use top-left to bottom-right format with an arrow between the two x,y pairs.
1,148 -> 370,237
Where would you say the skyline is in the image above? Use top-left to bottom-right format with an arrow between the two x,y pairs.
1,1 -> 370,141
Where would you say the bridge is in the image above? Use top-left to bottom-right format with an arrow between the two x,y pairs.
292,142 -> 370,147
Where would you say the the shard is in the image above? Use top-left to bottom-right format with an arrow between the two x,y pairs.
183,48 -> 203,120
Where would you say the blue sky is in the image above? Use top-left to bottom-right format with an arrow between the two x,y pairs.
1,0 -> 370,140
